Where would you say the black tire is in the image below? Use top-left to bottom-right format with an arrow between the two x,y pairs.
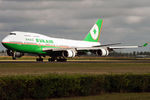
36,58 -> 43,62
36,58 -> 39,62
12,57 -> 16,60
48,58 -> 55,62
39,58 -> 43,62
62,59 -> 67,62
57,58 -> 67,62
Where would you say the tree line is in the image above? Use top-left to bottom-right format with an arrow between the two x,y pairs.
109,51 -> 150,57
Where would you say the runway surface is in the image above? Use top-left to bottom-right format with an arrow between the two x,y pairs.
0,59 -> 150,63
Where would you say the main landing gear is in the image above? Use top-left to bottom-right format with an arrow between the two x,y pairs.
48,57 -> 67,62
36,56 -> 67,62
36,56 -> 43,62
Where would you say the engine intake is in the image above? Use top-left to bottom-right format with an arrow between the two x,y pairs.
96,49 -> 109,56
6,50 -> 13,56
6,50 -> 24,58
62,50 -> 76,58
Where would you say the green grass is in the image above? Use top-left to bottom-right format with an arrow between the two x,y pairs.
1,56 -> 150,100
0,63 -> 150,75
51,93 -> 150,100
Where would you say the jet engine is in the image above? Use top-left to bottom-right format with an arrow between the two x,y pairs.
6,49 -> 13,56
62,50 -> 76,58
6,50 -> 24,58
14,52 -> 24,58
96,48 -> 109,56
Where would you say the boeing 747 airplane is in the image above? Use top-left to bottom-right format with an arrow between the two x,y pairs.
1,19 -> 146,62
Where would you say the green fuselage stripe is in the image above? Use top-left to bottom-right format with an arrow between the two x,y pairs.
2,42 -> 66,54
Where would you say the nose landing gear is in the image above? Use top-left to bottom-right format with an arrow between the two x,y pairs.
12,52 -> 16,60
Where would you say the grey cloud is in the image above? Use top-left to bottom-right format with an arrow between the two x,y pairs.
0,0 -> 150,52
3,0 -> 83,2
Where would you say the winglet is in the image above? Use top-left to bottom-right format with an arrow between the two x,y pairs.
143,43 -> 148,47
139,43 -> 149,47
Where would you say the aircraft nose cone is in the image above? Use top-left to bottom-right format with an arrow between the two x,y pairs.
2,37 -> 8,43
1,36 -> 10,47
2,39 -> 5,43
1,37 -> 10,49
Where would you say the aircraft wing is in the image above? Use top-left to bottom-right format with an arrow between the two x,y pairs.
76,43 -> 148,50
76,46 -> 139,50
43,45 -> 139,52
43,48 -> 73,52
93,43 -> 121,47
43,43 -> 148,52
43,47 -> 108,52
108,46 -> 139,49
108,43 -> 148,49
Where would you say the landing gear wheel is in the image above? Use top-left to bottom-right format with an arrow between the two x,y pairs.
56,57 -> 67,62
48,58 -> 55,62
36,58 -> 43,62
12,51 -> 16,60
12,57 -> 16,60
36,55 -> 43,62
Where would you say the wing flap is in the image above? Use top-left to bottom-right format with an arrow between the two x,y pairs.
43,48 -> 73,52
43,45 -> 139,52
76,47 -> 105,50
42,42 -> 147,52
109,46 -> 139,49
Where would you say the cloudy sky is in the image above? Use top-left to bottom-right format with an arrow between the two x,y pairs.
0,0 -> 150,52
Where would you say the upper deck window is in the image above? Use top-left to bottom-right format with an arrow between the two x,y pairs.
10,33 -> 16,35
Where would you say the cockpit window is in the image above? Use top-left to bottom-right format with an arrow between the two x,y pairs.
10,33 -> 16,35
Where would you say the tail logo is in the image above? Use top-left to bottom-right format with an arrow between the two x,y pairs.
90,24 -> 99,40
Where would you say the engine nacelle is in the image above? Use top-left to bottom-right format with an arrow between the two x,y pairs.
6,50 -> 24,58
6,50 -> 13,56
96,49 -> 109,56
62,50 -> 76,58
15,52 -> 24,58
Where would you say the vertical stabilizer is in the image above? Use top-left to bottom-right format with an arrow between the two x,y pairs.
84,19 -> 103,42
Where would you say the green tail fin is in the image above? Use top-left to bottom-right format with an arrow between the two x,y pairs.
143,43 -> 148,47
84,19 -> 103,42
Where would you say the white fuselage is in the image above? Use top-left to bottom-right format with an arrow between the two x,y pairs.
2,31 -> 100,48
